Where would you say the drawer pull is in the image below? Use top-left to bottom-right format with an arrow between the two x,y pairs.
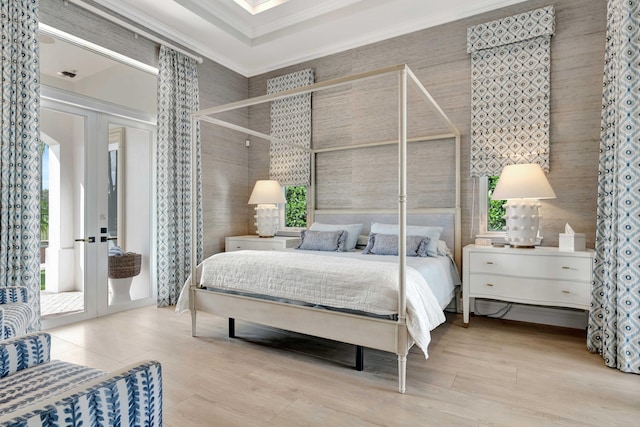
562,290 -> 570,294
486,261 -> 494,265
561,266 -> 571,270
486,283 -> 494,287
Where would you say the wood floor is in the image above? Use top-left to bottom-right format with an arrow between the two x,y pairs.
46,306 -> 639,426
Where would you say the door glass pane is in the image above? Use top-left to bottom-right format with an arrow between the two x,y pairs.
107,124 -> 152,306
40,108 -> 86,318
108,128 -> 121,247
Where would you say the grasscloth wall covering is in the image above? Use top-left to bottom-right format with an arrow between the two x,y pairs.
250,0 -> 606,250
268,69 -> 314,186
467,6 -> 555,177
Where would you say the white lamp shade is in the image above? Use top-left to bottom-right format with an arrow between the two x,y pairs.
491,163 -> 556,200
248,180 -> 286,205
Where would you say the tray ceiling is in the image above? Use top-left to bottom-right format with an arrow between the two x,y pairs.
86,0 -> 527,76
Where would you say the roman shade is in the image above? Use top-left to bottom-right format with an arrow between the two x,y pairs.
467,6 -> 555,177
268,68 -> 314,186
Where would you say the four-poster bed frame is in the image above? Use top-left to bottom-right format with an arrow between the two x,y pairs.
188,64 -> 461,393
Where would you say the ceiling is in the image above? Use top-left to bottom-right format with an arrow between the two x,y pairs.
88,0 -> 528,77
40,34 -> 122,83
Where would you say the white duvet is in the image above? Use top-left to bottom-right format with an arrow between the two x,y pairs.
177,250 -> 448,357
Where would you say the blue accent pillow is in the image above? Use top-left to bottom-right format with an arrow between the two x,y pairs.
370,223 -> 443,257
362,233 -> 430,257
295,230 -> 348,252
308,223 -> 363,251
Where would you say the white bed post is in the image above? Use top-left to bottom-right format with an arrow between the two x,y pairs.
190,115 -> 198,337
397,66 -> 409,394
186,65 -> 460,394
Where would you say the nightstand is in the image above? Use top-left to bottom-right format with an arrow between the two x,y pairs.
462,244 -> 594,326
225,235 -> 300,252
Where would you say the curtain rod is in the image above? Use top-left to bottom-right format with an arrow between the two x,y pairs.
66,0 -> 204,64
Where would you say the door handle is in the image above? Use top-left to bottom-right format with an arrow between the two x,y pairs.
75,237 -> 96,243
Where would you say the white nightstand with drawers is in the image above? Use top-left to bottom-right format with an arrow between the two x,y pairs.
462,244 -> 594,326
225,235 -> 300,252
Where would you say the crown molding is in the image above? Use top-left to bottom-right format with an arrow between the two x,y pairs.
92,0 -> 530,78
93,0 -> 250,74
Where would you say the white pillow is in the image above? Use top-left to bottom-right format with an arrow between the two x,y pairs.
370,223 -> 443,257
437,240 -> 451,256
309,222 -> 363,251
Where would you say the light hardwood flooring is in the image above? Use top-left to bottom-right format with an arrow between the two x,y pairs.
46,306 -> 639,426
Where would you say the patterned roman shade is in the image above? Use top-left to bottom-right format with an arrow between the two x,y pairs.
467,6 -> 555,177
268,69 -> 314,186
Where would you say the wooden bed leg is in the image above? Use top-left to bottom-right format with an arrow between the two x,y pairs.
191,309 -> 197,337
398,354 -> 407,394
229,318 -> 235,338
356,345 -> 364,371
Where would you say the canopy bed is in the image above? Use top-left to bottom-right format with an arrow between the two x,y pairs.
182,64 -> 461,393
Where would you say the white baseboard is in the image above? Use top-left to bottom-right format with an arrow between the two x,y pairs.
472,299 -> 588,330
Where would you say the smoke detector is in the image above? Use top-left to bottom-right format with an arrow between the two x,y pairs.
56,70 -> 77,79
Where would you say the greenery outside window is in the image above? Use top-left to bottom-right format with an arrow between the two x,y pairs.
479,176 -> 506,236
280,185 -> 307,232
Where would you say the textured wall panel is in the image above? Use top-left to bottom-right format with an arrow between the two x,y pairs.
249,0 -> 606,249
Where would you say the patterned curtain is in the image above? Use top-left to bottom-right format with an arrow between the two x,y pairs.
268,69 -> 314,186
587,0 -> 640,374
467,6 -> 555,177
0,0 -> 41,331
156,45 -> 202,307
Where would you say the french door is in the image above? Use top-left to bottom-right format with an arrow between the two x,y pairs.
40,95 -> 156,329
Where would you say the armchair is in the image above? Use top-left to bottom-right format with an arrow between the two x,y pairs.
0,332 -> 162,427
0,286 -> 33,340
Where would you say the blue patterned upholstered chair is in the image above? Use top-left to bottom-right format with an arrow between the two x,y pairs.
0,287 -> 34,340
0,332 -> 162,426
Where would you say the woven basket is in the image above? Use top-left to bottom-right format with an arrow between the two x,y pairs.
108,253 -> 142,279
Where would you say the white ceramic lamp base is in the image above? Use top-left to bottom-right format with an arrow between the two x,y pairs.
503,198 -> 541,248
254,204 -> 279,237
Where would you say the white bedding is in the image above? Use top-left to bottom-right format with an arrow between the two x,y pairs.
285,249 -> 458,309
177,249 -> 456,357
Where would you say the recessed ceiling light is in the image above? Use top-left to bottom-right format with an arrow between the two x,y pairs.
232,0 -> 290,15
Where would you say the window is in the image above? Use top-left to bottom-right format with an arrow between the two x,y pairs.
478,176 -> 506,236
279,185 -> 307,232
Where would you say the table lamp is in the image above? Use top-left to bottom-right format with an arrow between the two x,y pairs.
491,163 -> 556,248
248,180 -> 285,237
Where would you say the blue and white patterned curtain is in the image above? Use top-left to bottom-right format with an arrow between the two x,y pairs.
268,69 -> 314,186
467,6 -> 555,177
0,0 -> 41,330
587,0 -> 640,374
156,45 -> 202,307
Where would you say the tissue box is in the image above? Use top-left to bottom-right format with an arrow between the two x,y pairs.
559,233 -> 586,251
